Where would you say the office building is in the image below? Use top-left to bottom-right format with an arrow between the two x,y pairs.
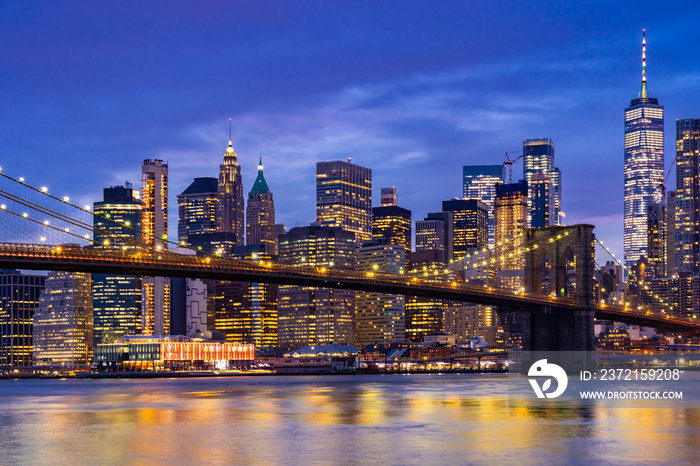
32,272 -> 93,365
93,185 -> 143,344
355,241 -> 405,346
404,252 -> 447,342
675,118 -> 700,274
316,159 -> 372,243
0,270 -> 46,367
142,159 -> 170,336
667,190 -> 677,276
415,212 -> 453,263
647,203 -> 666,278
217,138 -> 245,246
372,188 -> 411,255
523,138 -> 561,227
529,173 -> 553,228
246,158 -> 277,255
624,30 -> 664,269
177,177 -> 218,247
278,225 -> 356,350
463,165 -> 504,246
208,245 -> 278,347
494,181 -> 528,291
442,199 -> 488,261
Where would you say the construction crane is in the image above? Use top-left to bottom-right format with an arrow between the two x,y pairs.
657,155 -> 677,199
502,148 -> 533,183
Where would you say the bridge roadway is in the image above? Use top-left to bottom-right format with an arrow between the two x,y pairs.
0,243 -> 698,334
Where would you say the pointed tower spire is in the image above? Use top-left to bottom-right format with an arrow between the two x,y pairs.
249,156 -> 270,196
641,29 -> 647,99
224,118 -> 238,166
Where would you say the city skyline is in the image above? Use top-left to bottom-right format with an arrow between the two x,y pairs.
2,2 -> 700,261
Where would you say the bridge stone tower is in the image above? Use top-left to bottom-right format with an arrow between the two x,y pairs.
522,224 -> 596,352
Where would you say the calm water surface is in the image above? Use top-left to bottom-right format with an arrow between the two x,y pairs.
1,373 -> 699,465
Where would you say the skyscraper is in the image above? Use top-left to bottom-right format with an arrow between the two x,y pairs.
277,225 -> 356,350
355,241 -> 405,346
217,138 -> 245,246
372,187 -> 411,255
0,270 -> 45,367
246,158 -> 277,255
463,165 -> 504,246
530,173 -> 553,228
177,177 -> 218,247
624,30 -> 664,269
33,271 -> 93,365
442,199 -> 488,261
93,185 -> 142,344
523,138 -> 561,227
207,246 -> 278,347
647,203 -> 667,278
415,211 -> 453,264
142,159 -> 170,336
316,159 -> 372,243
494,181 -> 528,291
675,118 -> 700,275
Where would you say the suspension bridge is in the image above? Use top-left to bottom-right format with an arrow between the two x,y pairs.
0,170 -> 698,352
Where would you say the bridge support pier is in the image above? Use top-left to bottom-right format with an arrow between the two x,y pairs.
522,308 -> 595,352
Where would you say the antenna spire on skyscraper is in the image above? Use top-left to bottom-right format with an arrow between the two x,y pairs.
641,29 -> 647,99
229,118 -> 232,143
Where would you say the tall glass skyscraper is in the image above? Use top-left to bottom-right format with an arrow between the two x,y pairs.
0,270 -> 45,367
316,159 -> 372,243
675,118 -> 700,274
93,186 -> 142,344
523,138 -> 561,227
142,159 -> 170,336
624,30 -> 664,269
463,165 -> 504,247
177,177 -> 218,247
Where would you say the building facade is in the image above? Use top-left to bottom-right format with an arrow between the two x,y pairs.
217,139 -> 245,246
675,118 -> 700,274
624,31 -> 664,269
463,165 -> 504,246
93,185 -> 143,344
647,203 -> 667,278
523,138 -> 561,227
415,212 -> 453,264
372,204 -> 412,255
177,177 -> 218,247
442,199 -> 488,262
494,181 -> 528,291
355,241 -> 406,347
316,160 -> 372,243
142,159 -> 170,336
207,246 -> 278,348
0,270 -> 46,367
246,158 -> 277,255
32,272 -> 93,365
277,225 -> 356,350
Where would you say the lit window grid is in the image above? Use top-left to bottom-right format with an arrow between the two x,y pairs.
623,102 -> 664,269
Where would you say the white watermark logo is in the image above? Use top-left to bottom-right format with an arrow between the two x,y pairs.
528,359 -> 568,398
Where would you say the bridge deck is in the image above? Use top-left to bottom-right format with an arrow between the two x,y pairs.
0,243 -> 697,334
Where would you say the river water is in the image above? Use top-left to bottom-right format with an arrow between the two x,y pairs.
1,373 -> 698,465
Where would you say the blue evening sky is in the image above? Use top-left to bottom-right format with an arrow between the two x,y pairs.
2,1 -> 700,261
